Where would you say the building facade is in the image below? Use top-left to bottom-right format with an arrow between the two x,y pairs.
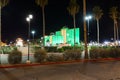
44,27 -> 80,46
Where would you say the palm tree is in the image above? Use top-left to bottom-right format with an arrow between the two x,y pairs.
93,6 -> 103,44
109,7 -> 119,45
35,0 -> 48,47
0,0 -> 9,43
67,0 -> 79,48
83,0 -> 88,59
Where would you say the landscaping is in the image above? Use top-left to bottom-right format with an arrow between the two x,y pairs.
0,46 -> 120,65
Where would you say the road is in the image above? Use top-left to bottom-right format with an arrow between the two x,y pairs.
0,61 -> 120,80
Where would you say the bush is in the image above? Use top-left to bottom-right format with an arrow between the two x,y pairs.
109,48 -> 120,58
116,48 -> 120,57
32,46 -> 41,52
8,50 -> 22,64
34,49 -> 47,63
0,46 -> 17,54
90,48 -> 100,59
90,47 -> 120,59
90,48 -> 111,59
45,47 -> 57,52
62,46 -> 83,51
46,54 -> 64,62
62,46 -> 73,51
57,48 -> 64,52
99,48 -> 109,58
63,49 -> 81,60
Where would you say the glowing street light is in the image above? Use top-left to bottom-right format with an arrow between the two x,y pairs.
31,30 -> 35,41
85,15 -> 92,42
26,14 -> 33,63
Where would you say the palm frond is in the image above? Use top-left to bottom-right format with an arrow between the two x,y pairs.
0,0 -> 9,8
67,0 -> 79,16
93,6 -> 103,20
35,0 -> 48,7
109,7 -> 118,20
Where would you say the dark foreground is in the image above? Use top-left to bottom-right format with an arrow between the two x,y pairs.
0,61 -> 120,80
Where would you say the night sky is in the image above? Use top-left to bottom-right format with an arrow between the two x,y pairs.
1,0 -> 120,43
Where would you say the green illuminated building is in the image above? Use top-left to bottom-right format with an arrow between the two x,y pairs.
45,27 -> 80,46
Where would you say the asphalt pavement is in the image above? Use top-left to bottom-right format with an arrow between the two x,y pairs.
0,61 -> 120,80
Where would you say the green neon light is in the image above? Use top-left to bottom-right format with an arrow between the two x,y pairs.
44,27 -> 80,46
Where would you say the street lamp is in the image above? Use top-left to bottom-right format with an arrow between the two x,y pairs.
26,14 -> 33,63
31,30 -> 35,41
85,15 -> 92,43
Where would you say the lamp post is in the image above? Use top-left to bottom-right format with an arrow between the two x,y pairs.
85,15 -> 92,43
31,30 -> 35,41
26,14 -> 33,63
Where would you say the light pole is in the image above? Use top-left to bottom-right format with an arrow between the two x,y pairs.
26,14 -> 33,63
85,15 -> 92,43
31,30 -> 35,41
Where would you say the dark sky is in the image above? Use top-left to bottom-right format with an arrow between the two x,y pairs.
1,0 -> 120,43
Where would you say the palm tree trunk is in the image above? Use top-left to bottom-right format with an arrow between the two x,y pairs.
114,20 -> 116,43
83,0 -> 88,59
97,19 -> 99,44
42,7 -> 45,48
0,7 -> 1,57
0,7 -> 1,42
73,15 -> 76,49
116,21 -> 119,46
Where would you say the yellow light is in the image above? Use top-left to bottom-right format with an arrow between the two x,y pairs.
16,38 -> 23,47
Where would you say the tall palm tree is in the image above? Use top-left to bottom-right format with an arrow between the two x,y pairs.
93,6 -> 103,44
83,0 -> 88,59
67,0 -> 79,48
35,0 -> 48,47
0,0 -> 9,43
109,7 -> 119,45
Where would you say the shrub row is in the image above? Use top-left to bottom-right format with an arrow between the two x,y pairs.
34,49 -> 82,63
7,47 -> 120,64
7,48 -> 82,64
33,46 -> 83,53
90,48 -> 120,59
63,49 -> 81,60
